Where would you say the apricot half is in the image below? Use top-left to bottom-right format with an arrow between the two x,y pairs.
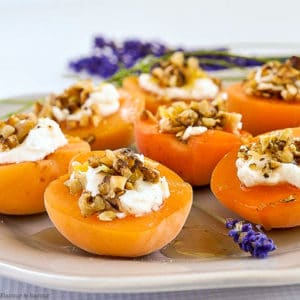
0,137 -> 90,215
123,76 -> 176,114
59,90 -> 144,150
227,83 -> 300,135
135,115 -> 248,186
211,127 -> 300,229
44,151 -> 192,257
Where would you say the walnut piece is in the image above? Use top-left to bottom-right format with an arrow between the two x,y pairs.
35,80 -> 103,130
0,113 -> 37,151
150,51 -> 221,89
238,129 -> 300,176
65,148 -> 162,220
156,94 -> 241,141
244,58 -> 300,101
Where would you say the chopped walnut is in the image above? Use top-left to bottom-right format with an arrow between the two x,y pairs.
65,148 -> 162,220
150,51 -> 221,89
98,210 -> 117,221
78,192 -> 106,216
35,81 -> 94,129
238,129 -> 300,176
244,58 -> 300,101
35,81 -> 118,131
153,93 -> 241,141
0,113 -> 37,151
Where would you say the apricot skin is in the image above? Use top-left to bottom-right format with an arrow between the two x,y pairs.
0,137 -> 90,215
123,76 -> 170,114
227,83 -> 300,135
211,127 -> 300,229
134,116 -> 247,186
45,151 -> 193,257
60,90 -> 144,150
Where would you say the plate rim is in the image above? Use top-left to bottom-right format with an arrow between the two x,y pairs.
1,259 -> 300,293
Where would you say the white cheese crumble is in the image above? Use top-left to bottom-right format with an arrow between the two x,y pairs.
52,83 -> 120,122
85,84 -> 120,117
84,166 -> 104,197
119,177 -> 170,216
139,74 -> 219,100
182,126 -> 208,141
72,165 -> 170,217
236,156 -> 300,188
0,118 -> 67,164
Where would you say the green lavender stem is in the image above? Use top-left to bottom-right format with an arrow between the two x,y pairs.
106,55 -> 164,86
0,99 -> 36,105
0,102 -> 34,120
106,51 -> 288,86
184,50 -> 288,62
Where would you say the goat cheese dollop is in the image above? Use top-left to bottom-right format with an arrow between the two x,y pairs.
118,177 -> 170,216
73,164 -> 170,217
0,118 -> 67,164
139,74 -> 219,100
236,157 -> 300,188
52,83 -> 120,122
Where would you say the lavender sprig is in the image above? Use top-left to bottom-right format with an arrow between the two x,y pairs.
193,204 -> 276,258
69,35 -> 289,81
69,36 -> 168,79
226,219 -> 276,258
106,55 -> 166,86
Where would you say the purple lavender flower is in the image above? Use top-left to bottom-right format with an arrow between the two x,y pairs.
94,36 -> 116,50
119,39 -> 147,67
121,53 -> 139,68
69,35 -> 287,80
94,36 -> 107,48
69,55 -> 118,78
97,56 -> 118,77
70,36 -> 169,77
144,42 -> 167,57
226,219 -> 276,258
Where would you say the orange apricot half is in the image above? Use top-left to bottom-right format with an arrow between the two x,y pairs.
0,137 -> 90,215
211,128 -> 300,229
123,76 -> 178,114
227,83 -> 300,135
135,115 -> 248,186
44,151 -> 192,257
60,90 -> 144,150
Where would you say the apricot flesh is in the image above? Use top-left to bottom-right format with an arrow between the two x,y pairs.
227,83 -> 300,135
45,151 -> 193,257
211,128 -> 300,229
60,90 -> 144,150
135,116 -> 247,186
0,137 -> 90,215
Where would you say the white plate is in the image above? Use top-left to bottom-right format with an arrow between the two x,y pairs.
2,82 -> 300,293
1,187 -> 300,293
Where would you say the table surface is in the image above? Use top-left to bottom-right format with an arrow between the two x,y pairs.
1,0 -> 300,298
1,277 -> 300,300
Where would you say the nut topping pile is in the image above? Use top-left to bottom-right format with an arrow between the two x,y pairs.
65,149 -> 162,221
151,52 -> 220,88
35,80 -> 105,129
238,129 -> 300,177
153,94 -> 242,141
0,113 -> 37,151
243,57 -> 300,101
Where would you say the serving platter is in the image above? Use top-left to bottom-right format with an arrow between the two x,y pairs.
2,77 -> 300,293
2,185 -> 300,293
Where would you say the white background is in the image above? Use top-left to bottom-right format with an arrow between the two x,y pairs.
0,0 -> 299,98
